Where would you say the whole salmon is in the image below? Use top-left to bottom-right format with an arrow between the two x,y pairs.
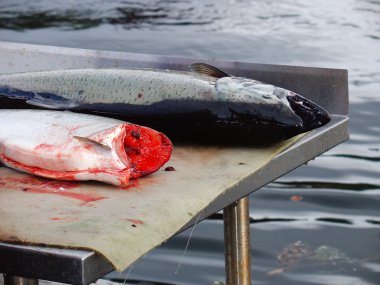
0,63 -> 330,144
0,110 -> 172,186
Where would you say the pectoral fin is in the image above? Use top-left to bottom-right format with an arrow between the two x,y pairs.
73,136 -> 112,151
26,94 -> 80,110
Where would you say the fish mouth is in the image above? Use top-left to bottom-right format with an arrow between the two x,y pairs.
287,93 -> 331,132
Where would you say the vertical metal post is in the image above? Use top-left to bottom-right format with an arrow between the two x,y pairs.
223,196 -> 252,285
3,274 -> 38,285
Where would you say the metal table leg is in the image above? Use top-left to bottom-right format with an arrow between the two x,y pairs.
223,196 -> 252,285
3,274 -> 38,285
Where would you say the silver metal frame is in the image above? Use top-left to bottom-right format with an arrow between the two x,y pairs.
0,42 -> 349,285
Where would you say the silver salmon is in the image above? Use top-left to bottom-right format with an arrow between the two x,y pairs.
0,63 -> 330,144
0,110 -> 172,186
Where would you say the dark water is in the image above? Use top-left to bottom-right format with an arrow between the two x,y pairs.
1,0 -> 380,284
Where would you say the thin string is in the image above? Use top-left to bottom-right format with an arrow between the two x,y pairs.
122,264 -> 134,285
175,212 -> 202,274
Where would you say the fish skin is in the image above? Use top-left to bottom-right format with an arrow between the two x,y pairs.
0,110 -> 172,186
0,65 -> 331,144
0,69 -> 217,105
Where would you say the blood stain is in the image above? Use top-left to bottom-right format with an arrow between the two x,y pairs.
126,218 -> 144,225
34,143 -> 55,151
24,188 -> 108,203
0,174 -> 78,190
164,166 -> 176,171
119,179 -> 139,191
50,217 -> 79,222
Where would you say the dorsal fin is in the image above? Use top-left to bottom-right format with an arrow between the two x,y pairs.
73,136 -> 111,151
190,63 -> 230,78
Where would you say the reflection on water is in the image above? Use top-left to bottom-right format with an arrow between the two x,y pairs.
315,218 -> 353,225
0,0 -> 217,30
0,10 -> 102,30
271,181 -> 380,191
367,220 -> 380,225
327,154 -> 380,162
0,0 -> 379,284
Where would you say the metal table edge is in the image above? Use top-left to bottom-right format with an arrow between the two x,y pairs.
181,115 -> 349,227
0,40 -> 348,74
0,242 -> 114,285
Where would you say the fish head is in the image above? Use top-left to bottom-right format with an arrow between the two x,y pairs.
286,91 -> 331,132
215,77 -> 330,131
90,123 -> 173,180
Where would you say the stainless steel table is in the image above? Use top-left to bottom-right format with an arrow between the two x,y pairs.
0,42 -> 349,285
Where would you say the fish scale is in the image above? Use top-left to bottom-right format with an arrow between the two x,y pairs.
0,69 -> 217,104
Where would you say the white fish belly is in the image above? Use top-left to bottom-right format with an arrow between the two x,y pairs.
0,110 -> 131,185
